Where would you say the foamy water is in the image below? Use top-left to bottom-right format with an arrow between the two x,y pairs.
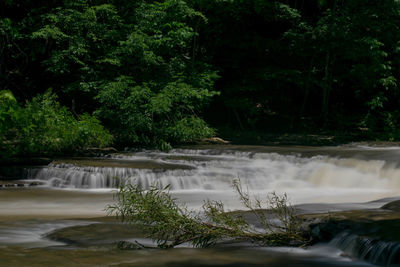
2,145 -> 400,266
25,146 -> 400,209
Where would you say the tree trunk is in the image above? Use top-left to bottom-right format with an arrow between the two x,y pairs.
322,50 -> 332,119
298,55 -> 316,127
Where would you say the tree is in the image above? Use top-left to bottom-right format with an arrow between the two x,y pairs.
31,0 -> 218,147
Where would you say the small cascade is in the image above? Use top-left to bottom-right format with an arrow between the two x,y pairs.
6,146 -> 400,266
330,231 -> 400,265
31,162 -> 197,189
29,149 -> 400,199
0,166 -> 41,180
20,147 -> 400,213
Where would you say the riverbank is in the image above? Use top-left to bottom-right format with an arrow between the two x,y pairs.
3,131 -> 400,167
215,128 -> 400,147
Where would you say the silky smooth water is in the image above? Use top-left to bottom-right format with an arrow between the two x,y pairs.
26,145 -> 400,209
1,144 -> 400,266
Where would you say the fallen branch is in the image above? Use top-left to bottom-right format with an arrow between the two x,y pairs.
107,180 -> 309,248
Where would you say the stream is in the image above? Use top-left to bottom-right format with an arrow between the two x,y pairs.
1,144 -> 400,266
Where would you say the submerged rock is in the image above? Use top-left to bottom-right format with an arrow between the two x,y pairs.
46,221 -> 146,247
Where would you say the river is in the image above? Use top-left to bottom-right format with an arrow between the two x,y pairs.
1,144 -> 400,266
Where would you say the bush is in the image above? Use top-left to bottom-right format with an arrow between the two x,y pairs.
74,114 -> 114,148
0,91 -> 113,157
0,90 -> 21,156
162,116 -> 215,143
0,90 -> 18,136
95,77 -> 216,148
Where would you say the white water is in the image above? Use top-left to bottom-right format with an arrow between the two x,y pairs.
2,145 -> 400,266
0,220 -> 95,248
28,147 -> 400,209
330,231 -> 400,265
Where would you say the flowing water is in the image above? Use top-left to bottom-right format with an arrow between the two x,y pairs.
1,144 -> 400,266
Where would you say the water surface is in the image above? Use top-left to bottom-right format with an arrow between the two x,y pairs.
1,144 -> 400,266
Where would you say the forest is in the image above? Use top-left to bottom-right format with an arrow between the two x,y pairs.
1,0 -> 400,157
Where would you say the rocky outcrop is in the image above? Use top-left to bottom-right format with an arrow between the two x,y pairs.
304,202 -> 400,265
0,180 -> 45,188
46,221 -> 147,248
382,200 -> 400,212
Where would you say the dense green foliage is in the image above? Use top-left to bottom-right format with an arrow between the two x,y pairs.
1,0 -> 217,155
107,181 -> 306,248
0,90 -> 112,157
197,0 -> 400,136
2,0 -> 400,155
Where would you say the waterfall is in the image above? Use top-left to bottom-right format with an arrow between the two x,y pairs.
28,148 -> 400,205
330,231 -> 400,265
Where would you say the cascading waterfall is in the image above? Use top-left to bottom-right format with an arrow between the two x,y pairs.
5,146 -> 400,265
32,162 -> 197,189
29,148 -> 400,203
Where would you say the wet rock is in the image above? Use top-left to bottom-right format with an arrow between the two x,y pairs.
0,180 -> 45,188
305,209 -> 400,241
0,158 -> 52,167
330,231 -> 400,265
79,147 -> 118,157
381,200 -> 400,212
303,209 -> 400,225
0,165 -> 45,181
115,240 -> 150,250
195,137 -> 230,145
52,158 -> 195,170
46,222 -> 146,247
305,209 -> 400,266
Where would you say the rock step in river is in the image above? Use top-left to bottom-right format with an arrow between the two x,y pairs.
37,199 -> 400,266
0,180 -> 45,188
19,146 -> 400,207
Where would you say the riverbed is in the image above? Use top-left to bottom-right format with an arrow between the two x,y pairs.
1,144 -> 400,266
